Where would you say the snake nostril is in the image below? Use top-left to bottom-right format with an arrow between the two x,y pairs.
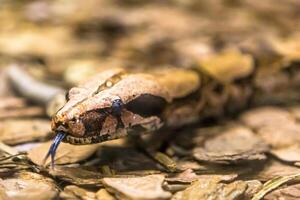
55,124 -> 69,133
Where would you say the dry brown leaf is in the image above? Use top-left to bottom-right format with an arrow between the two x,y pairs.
96,189 -> 116,200
0,97 -> 26,109
181,176 -> 248,200
28,140 -> 100,166
49,166 -> 103,186
245,180 -> 263,199
0,142 -> 19,155
240,106 -> 294,129
103,174 -> 171,200
253,160 -> 300,181
271,144 -> 300,163
0,106 -> 44,119
193,125 -> 268,164
64,62 -> 105,86
165,169 -> 200,184
153,68 -> 200,99
176,160 -> 207,171
60,185 -> 96,200
0,28 -> 78,57
0,172 -> 58,200
271,35 -> 300,63
257,122 -> 300,148
0,186 -> 9,200
0,119 -> 51,145
95,146 -> 160,173
172,126 -> 224,151
289,106 -> 300,121
166,169 -> 237,184
198,48 -> 254,82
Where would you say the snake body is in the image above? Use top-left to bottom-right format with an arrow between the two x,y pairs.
50,49 -> 300,146
38,47 -> 300,165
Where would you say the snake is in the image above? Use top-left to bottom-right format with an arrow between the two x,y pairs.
7,49 -> 299,167
40,48 -> 300,166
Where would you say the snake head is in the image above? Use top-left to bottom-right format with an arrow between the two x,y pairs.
45,68 -> 200,167
51,69 -> 171,145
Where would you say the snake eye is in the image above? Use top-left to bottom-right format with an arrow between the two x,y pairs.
111,98 -> 123,116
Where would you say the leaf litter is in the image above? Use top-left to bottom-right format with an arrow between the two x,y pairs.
2,0 -> 300,199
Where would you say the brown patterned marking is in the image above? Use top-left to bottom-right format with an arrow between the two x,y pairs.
95,72 -> 126,94
61,72 -> 125,118
100,115 -> 118,135
60,69 -> 126,118
81,110 -> 107,136
125,94 -> 167,117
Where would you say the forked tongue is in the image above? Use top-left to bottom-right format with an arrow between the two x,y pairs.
43,132 -> 66,169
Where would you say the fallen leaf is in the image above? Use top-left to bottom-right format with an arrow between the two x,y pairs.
165,169 -> 200,184
60,185 -> 96,200
271,144 -> 300,163
193,125 -> 268,164
0,119 -> 51,145
0,172 -> 58,200
181,176 -> 248,200
257,122 -> 300,148
253,160 -> 300,181
28,140 -> 100,166
49,166 -> 103,186
166,169 -> 237,184
240,106 -> 294,129
0,97 -> 26,109
96,189 -> 116,200
198,48 -> 254,83
0,106 -> 44,119
245,180 -> 263,199
103,174 -> 171,200
96,146 -> 160,173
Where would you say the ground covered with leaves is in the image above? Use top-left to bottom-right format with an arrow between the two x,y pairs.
1,0 -> 300,199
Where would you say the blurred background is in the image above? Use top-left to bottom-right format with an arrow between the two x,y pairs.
1,0 -> 300,85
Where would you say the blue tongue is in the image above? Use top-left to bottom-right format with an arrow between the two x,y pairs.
43,132 -> 66,169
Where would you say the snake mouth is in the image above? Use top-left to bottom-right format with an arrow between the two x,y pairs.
63,120 -> 163,145
63,131 -> 127,145
63,115 -> 164,145
45,117 -> 163,167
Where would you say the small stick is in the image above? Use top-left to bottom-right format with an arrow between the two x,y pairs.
6,65 -> 65,105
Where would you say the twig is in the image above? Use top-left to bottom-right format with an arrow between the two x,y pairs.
6,65 -> 65,105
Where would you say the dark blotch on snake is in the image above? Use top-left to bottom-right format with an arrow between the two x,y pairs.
125,94 -> 167,117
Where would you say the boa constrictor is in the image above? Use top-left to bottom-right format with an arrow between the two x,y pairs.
45,49 -> 300,165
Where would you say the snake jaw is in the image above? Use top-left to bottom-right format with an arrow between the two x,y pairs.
47,71 -> 170,166
63,114 -> 163,145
